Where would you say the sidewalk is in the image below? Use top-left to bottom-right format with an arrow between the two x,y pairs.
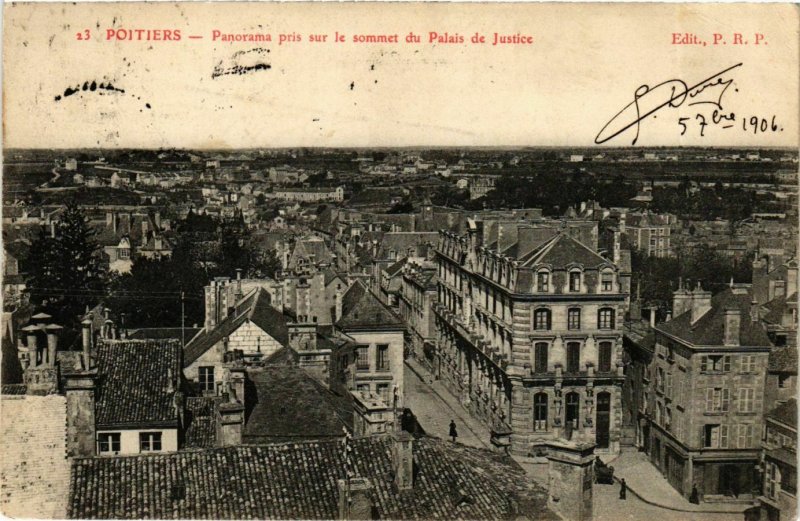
612,449 -> 753,514
404,358 -> 492,450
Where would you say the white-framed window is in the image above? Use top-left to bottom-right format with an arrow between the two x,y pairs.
598,308 -> 615,330
737,424 -> 754,448
376,344 -> 390,371
700,355 -> 731,373
704,424 -> 729,448
98,433 -> 121,454
533,308 -> 551,331
533,392 -> 548,431
537,270 -> 550,292
766,462 -> 779,499
377,383 -> 390,402
740,355 -> 756,373
198,366 -> 215,393
119,248 -> 130,259
600,271 -> 614,292
569,271 -> 581,292
738,388 -> 754,413
139,432 -> 163,452
356,345 -> 370,371
567,308 -> 581,330
705,387 -> 730,412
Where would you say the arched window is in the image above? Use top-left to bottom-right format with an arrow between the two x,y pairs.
566,392 -> 580,428
569,270 -> 582,292
534,393 -> 548,431
533,309 -> 551,331
537,270 -> 550,292
598,308 -> 615,330
534,342 -> 548,373
598,342 -> 613,372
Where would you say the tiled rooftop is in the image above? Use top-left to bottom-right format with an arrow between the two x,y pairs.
184,396 -> 222,449
337,280 -> 405,331
657,287 -> 773,347
69,435 -> 556,520
243,366 -> 353,443
95,339 -> 182,427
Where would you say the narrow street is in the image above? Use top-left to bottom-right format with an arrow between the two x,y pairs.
407,362 -> 743,521
404,363 -> 491,449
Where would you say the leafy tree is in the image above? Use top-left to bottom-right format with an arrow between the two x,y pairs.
26,204 -> 107,328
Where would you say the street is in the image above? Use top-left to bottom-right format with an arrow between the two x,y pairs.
406,363 -> 744,521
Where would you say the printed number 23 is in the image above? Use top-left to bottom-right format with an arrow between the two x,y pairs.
76,29 -> 90,40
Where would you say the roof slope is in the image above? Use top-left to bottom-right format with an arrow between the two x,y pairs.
657,288 -> 773,347
184,288 -> 288,366
518,233 -> 609,269
95,339 -> 181,427
766,398 -> 797,428
337,281 -> 404,330
243,366 -> 353,442
184,397 -> 221,449
68,436 -> 556,520
769,345 -> 798,373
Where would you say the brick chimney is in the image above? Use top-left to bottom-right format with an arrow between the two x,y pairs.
64,370 -> 97,457
690,284 -> 712,324
337,478 -> 374,520
723,308 -> 741,346
672,280 -> 692,317
215,397 -> 244,447
391,431 -> 414,490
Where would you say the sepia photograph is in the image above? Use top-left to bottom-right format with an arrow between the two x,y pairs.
1,2 -> 798,520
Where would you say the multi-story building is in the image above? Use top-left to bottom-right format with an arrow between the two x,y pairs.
759,399 -> 797,521
645,284 -> 773,502
620,210 -> 675,258
398,260 -> 438,369
433,219 -> 630,455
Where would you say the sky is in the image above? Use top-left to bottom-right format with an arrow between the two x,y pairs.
3,2 -> 798,149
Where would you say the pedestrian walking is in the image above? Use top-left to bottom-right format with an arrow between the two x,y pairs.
619,478 -> 627,500
449,420 -> 458,443
690,485 -> 700,504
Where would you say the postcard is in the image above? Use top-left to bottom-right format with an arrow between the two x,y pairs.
2,3 -> 798,521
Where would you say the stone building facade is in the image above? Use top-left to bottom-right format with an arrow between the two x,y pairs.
398,260 -> 438,369
433,219 -> 630,456
645,284 -> 773,501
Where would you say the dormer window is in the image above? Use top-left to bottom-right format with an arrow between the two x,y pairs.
119,248 -> 130,259
601,270 -> 614,292
537,271 -> 550,292
569,271 -> 581,292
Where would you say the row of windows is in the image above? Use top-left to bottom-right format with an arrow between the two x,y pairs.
356,344 -> 391,371
533,341 -> 614,373
533,308 -> 616,331
704,387 -> 756,413
703,424 -> 756,449
536,270 -> 614,293
97,432 -> 162,454
699,354 -> 758,373
532,391 -> 612,434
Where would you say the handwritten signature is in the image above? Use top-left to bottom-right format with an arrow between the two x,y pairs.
595,63 -> 743,145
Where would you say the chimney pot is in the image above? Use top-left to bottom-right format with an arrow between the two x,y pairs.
723,308 -> 741,346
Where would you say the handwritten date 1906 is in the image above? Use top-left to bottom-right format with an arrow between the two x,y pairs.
594,62 -> 783,145
678,112 -> 783,137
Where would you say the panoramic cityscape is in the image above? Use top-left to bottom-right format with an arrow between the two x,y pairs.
1,146 -> 797,520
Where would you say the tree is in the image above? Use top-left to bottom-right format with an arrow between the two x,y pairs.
27,204 -> 107,328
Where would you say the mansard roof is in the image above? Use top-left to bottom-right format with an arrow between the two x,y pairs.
517,233 -> 611,270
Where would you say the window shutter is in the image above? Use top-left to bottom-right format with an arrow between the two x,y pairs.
722,388 -> 730,411
720,425 -> 729,448
700,356 -> 707,372
706,388 -> 713,411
